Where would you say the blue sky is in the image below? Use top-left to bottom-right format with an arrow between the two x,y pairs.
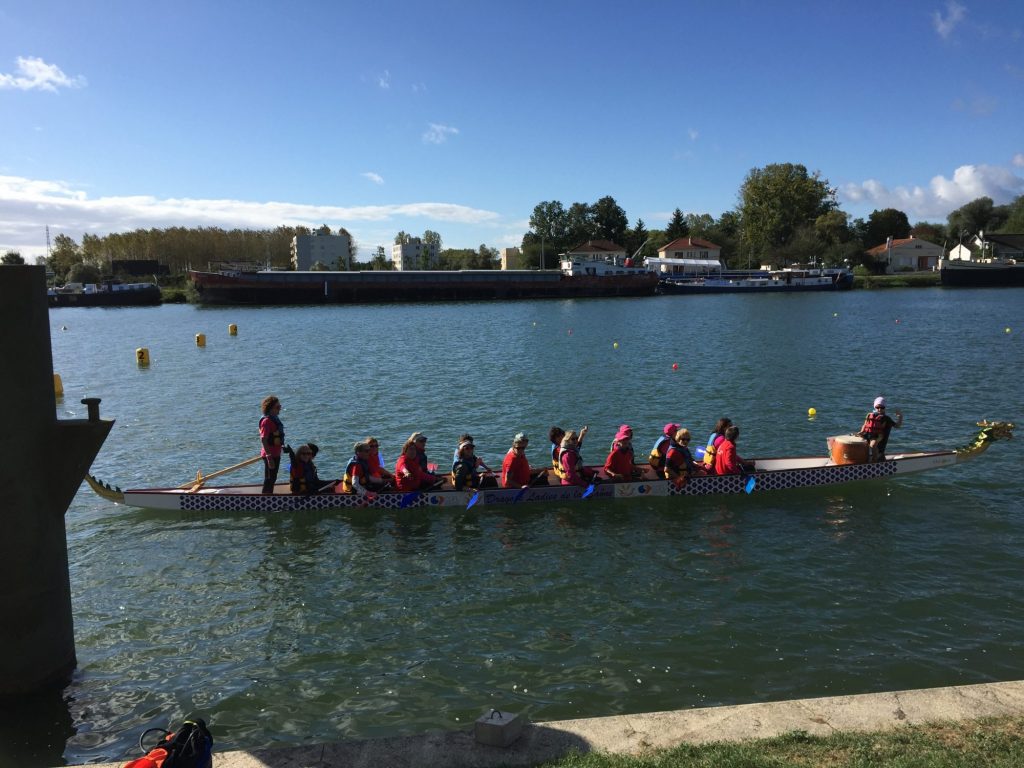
2,0 -> 1022,261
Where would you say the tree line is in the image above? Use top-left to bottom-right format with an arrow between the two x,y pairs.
521,164 -> 1024,271
7,161 -> 1024,282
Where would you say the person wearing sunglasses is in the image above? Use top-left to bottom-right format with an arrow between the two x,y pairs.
859,396 -> 903,462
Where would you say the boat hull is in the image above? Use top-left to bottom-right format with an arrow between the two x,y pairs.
49,286 -> 162,307
118,450 -> 957,513
659,271 -> 853,294
189,270 -> 659,305
939,261 -> 1024,287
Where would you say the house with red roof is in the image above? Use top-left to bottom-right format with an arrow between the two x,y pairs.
865,236 -> 943,273
646,237 -> 723,274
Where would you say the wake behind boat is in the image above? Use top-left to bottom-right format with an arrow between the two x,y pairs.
86,422 -> 1013,513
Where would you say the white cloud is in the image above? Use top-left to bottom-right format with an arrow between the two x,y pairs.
932,1 -> 966,40
0,174 -> 500,256
423,123 -> 459,144
377,70 -> 390,89
361,172 -> 384,185
1013,153 -> 1024,167
688,128 -> 699,142
840,163 -> 1024,219
0,56 -> 86,92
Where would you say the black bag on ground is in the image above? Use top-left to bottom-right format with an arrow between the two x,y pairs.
126,718 -> 213,768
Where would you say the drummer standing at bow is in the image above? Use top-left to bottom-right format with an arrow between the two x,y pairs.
259,395 -> 285,494
859,396 -> 903,462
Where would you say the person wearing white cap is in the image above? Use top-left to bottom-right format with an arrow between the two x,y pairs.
858,396 -> 903,462
501,432 -> 532,488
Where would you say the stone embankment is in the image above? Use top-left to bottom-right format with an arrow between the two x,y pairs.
84,679 -> 1024,768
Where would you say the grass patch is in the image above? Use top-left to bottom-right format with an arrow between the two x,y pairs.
853,272 -> 941,289
160,287 -> 189,303
537,717 -> 1024,768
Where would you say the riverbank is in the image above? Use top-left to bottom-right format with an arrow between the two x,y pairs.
80,680 -> 1024,768
853,271 -> 941,289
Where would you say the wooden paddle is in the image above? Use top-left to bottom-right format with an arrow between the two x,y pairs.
182,455 -> 263,492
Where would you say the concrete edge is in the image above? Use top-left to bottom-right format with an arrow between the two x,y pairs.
84,679 -> 1024,768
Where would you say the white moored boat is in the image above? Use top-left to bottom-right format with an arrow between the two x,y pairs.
85,422 -> 1013,513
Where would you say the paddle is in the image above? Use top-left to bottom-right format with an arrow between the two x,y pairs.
743,474 -> 756,494
400,491 -> 420,508
581,482 -> 596,499
182,455 -> 263,492
465,471 -> 495,509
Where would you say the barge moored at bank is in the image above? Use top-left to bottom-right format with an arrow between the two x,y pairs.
189,257 -> 658,305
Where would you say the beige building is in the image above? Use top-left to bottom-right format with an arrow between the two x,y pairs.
392,238 -> 438,271
646,237 -> 723,274
500,247 -> 524,270
865,236 -> 943,272
291,231 -> 352,271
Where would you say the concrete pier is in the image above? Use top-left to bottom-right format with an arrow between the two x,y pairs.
83,679 -> 1024,767
0,265 -> 112,697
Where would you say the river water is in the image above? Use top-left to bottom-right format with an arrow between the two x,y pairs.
10,288 -> 1024,766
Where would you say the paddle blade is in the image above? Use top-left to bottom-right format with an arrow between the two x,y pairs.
466,490 -> 480,510
581,483 -> 595,499
512,487 -> 528,504
744,476 -> 756,494
400,491 -> 420,509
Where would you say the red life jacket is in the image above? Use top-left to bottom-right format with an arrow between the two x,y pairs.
861,411 -> 886,437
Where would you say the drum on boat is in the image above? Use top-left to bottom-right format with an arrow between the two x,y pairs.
828,434 -> 869,465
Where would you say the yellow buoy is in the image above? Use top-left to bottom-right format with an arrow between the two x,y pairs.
136,347 -> 150,366
613,341 -> 619,349
1006,328 -> 1011,334
808,407 -> 817,418
228,323 -> 238,336
195,333 -> 206,347
53,373 -> 64,398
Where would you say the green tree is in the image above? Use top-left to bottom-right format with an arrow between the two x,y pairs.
591,195 -> 628,245
527,200 -> 568,251
1,250 -> 24,265
864,208 -> 911,248
665,208 -> 689,240
67,262 -> 101,284
49,234 -> 82,283
623,218 -> 649,258
814,210 -> 852,247
422,229 -> 443,252
394,230 -> 411,245
316,224 -> 331,235
737,163 -> 837,264
910,221 -> 946,245
998,195 -> 1024,233
565,202 -> 595,247
369,245 -> 392,270
946,197 -> 1009,242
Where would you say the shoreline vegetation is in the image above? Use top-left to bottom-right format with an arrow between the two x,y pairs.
541,716 -> 1024,768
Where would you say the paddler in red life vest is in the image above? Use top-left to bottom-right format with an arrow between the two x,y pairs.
664,428 -> 703,485
259,395 -> 285,494
557,430 -> 598,487
396,438 -> 439,491
713,425 -> 755,475
702,417 -> 732,474
341,441 -> 375,496
501,432 -> 533,488
858,396 -> 903,462
604,425 -> 640,482
363,436 -> 395,491
648,422 -> 681,479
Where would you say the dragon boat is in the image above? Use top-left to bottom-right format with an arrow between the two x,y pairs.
85,422 -> 1013,513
